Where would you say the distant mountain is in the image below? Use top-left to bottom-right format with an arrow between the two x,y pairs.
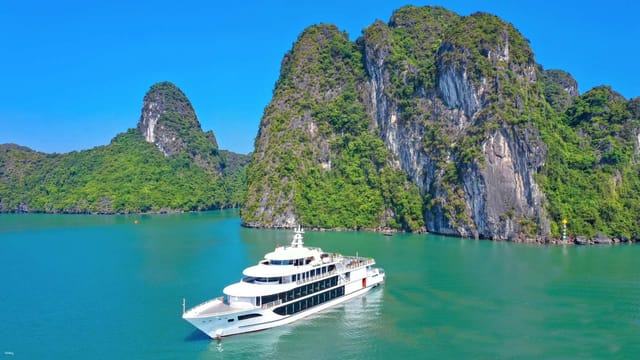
243,5 -> 640,240
0,82 -> 249,214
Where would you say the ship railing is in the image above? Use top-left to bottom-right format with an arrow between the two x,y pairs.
261,299 -> 283,310
184,296 -> 224,315
342,257 -> 375,269
295,269 -> 338,286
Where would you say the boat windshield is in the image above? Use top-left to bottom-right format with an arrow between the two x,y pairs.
270,259 -> 293,265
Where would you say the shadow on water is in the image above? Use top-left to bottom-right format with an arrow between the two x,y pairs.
184,330 -> 211,342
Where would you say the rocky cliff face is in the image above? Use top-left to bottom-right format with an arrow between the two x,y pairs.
244,25 -> 367,228
243,24 -> 424,230
243,5 -> 639,239
137,82 -> 221,173
359,9 -> 550,239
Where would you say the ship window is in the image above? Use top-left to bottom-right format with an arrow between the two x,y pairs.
238,313 -> 262,321
274,306 -> 285,315
228,318 -> 235,322
262,294 -> 278,304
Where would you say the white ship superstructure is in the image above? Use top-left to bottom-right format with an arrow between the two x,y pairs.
182,226 -> 385,338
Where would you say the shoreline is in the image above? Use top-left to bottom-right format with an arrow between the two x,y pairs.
4,210 -> 635,246
241,222 -> 638,246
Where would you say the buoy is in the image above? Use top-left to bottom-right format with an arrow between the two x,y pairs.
134,220 -> 139,224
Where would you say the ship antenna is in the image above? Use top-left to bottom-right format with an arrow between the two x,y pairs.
292,225 -> 304,248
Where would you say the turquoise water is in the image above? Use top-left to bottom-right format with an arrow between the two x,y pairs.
0,210 -> 638,359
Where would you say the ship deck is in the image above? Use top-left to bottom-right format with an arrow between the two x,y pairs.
184,297 -> 237,318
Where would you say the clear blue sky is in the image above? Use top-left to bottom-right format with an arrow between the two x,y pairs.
1,0 -> 638,155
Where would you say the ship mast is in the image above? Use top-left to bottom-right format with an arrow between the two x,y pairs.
291,225 -> 304,248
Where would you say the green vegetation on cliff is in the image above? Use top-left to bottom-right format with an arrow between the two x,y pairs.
244,5 -> 640,239
244,24 -> 423,231
0,130 -> 247,213
539,86 -> 640,238
0,82 -> 248,214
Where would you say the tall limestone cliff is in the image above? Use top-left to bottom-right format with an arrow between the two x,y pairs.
243,25 -> 423,230
361,8 -> 549,239
244,5 -> 640,240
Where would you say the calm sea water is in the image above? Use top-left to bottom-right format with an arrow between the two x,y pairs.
0,210 -> 638,359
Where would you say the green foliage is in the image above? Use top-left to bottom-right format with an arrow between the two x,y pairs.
245,6 -> 640,240
0,130 -> 247,213
312,89 -> 368,136
538,86 -> 640,238
244,23 -> 425,231
441,12 -> 534,82
539,68 -> 577,113
293,134 -> 424,231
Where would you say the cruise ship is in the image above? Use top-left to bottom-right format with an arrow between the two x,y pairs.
182,226 -> 385,338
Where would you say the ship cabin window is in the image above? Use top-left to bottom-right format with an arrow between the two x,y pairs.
273,285 -> 345,316
291,258 -> 305,266
253,276 -> 280,284
238,313 -> 262,321
228,296 -> 256,306
262,294 -> 278,304
270,259 -> 294,265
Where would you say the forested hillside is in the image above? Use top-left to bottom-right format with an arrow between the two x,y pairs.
243,25 -> 424,231
0,82 -> 248,214
243,5 -> 640,240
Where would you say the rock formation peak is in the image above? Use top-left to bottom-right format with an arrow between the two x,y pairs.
137,81 -> 217,157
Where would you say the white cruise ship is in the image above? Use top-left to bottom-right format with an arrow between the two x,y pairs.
182,226 -> 385,338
